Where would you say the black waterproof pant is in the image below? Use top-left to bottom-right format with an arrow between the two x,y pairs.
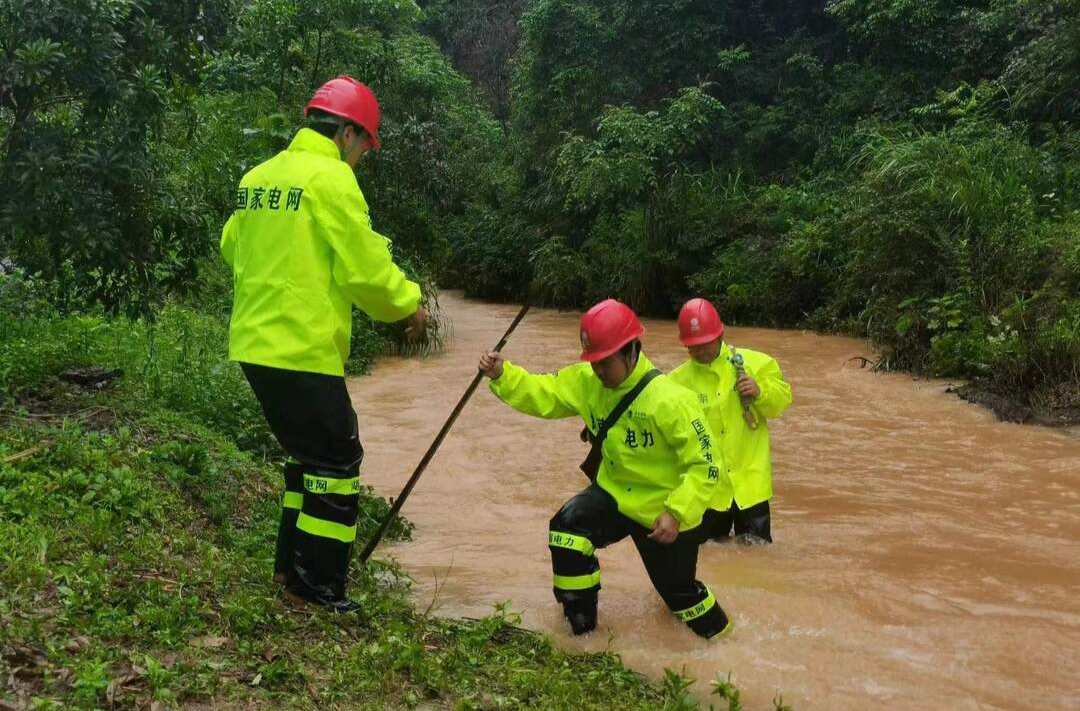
241,363 -> 364,603
701,500 -> 772,543
548,484 -> 730,638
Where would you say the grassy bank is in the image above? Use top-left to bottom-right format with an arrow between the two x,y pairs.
0,404 -> 675,710
0,278 -> 764,710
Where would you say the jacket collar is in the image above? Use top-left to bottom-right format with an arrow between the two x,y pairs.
287,128 -> 342,161
608,353 -> 657,394
686,342 -> 732,375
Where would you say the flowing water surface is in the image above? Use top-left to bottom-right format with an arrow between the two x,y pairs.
351,293 -> 1080,710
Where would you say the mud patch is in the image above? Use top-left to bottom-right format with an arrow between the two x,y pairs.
949,381 -> 1080,426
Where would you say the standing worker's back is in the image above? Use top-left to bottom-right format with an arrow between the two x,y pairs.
221,76 -> 427,612
222,85 -> 420,375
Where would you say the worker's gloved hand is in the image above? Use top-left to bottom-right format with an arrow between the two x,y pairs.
735,374 -> 760,400
648,511 -> 680,544
478,351 -> 504,379
405,306 -> 428,342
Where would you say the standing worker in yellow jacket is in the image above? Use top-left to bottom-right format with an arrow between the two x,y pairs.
669,298 -> 791,544
478,299 -> 731,638
220,76 -> 427,611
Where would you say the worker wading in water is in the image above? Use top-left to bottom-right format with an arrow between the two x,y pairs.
669,298 -> 792,544
478,299 -> 732,638
221,76 -> 427,611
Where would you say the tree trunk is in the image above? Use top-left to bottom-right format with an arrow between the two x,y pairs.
311,30 -> 323,87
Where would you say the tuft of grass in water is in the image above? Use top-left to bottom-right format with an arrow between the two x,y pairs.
712,672 -> 743,711
773,692 -> 795,711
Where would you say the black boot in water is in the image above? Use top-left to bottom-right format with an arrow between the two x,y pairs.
563,598 -> 597,635
687,603 -> 732,639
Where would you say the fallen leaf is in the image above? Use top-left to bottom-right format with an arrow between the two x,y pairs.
189,636 -> 229,649
106,670 -> 142,704
64,637 -> 91,653
3,647 -> 46,669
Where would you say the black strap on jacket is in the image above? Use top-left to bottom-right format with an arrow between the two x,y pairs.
579,368 -> 662,480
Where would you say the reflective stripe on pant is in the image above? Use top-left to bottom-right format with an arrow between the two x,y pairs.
242,362 -> 364,603
549,529 -> 601,594
548,486 -> 630,603
297,470 -> 361,543
548,484 -> 730,637
292,467 -> 360,600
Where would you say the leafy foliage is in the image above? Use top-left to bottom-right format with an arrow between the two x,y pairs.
1,0 -> 508,319
430,0 -> 1080,413
0,0 -> 227,316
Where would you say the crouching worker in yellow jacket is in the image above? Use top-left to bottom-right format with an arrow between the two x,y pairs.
670,298 -> 792,544
221,77 -> 427,612
478,299 -> 732,639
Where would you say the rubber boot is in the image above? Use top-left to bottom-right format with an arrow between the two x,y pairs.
732,501 -> 772,544
687,603 -> 732,639
321,598 -> 362,614
563,597 -> 597,636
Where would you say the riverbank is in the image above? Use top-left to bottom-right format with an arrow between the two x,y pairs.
949,381 -> 1080,426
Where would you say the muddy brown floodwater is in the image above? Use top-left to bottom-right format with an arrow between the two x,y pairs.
350,292 -> 1080,710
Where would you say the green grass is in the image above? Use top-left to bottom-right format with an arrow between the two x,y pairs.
0,406 -> 678,710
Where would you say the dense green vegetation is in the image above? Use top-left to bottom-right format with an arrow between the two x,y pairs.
430,0 -> 1079,417
2,0 -> 1076,408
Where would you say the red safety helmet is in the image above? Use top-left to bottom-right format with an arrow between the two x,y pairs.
304,75 -> 382,150
579,299 -> 645,362
677,298 -> 725,346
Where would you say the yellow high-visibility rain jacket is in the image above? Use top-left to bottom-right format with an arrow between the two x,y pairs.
220,128 -> 420,376
669,344 -> 791,510
489,354 -> 725,530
